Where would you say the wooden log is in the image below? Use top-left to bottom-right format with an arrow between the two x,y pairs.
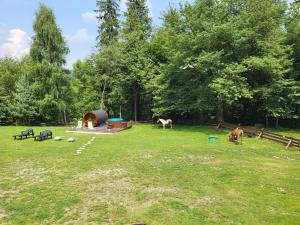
262,133 -> 290,142
261,135 -> 288,145
291,141 -> 300,148
263,131 -> 285,138
262,134 -> 289,142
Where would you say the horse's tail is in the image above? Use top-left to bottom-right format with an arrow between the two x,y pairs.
241,130 -> 243,144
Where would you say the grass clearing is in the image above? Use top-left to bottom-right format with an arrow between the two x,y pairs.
0,125 -> 300,224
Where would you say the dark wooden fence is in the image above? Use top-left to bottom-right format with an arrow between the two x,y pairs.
217,122 -> 300,149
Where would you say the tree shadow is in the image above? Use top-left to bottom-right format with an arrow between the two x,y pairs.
150,124 -> 229,136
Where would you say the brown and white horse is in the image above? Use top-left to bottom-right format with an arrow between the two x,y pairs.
229,127 -> 244,144
157,118 -> 173,129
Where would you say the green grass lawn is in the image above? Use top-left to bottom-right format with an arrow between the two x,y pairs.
0,125 -> 299,225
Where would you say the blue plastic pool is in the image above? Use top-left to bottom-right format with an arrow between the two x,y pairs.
208,136 -> 219,142
108,118 -> 124,122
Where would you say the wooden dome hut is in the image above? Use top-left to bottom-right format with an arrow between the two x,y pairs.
83,110 -> 108,127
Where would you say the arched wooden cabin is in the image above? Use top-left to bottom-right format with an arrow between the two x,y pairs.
83,110 -> 108,127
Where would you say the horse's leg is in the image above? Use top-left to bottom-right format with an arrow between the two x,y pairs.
170,122 -> 172,128
163,124 -> 165,130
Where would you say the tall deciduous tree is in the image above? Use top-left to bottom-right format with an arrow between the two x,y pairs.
0,57 -> 21,123
30,4 -> 70,123
31,4 -> 69,65
0,57 -> 20,99
287,1 -> 300,78
95,0 -> 120,46
151,0 -> 293,124
0,86 -> 10,123
72,58 -> 100,118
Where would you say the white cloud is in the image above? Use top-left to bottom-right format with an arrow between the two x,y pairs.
66,28 -> 95,44
0,28 -> 30,59
81,11 -> 98,23
65,28 -> 96,69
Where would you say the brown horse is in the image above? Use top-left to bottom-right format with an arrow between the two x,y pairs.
229,127 -> 244,144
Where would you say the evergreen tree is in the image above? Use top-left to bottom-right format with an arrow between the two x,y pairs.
121,0 -> 153,121
30,4 -> 70,123
95,0 -> 120,46
123,0 -> 152,40
120,37 -> 155,121
11,75 -> 37,125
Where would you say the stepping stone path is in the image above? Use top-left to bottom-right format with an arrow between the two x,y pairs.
76,136 -> 96,156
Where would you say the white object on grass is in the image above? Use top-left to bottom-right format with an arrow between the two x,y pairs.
68,138 -> 78,142
88,121 -> 94,130
54,136 -> 63,141
76,120 -> 83,129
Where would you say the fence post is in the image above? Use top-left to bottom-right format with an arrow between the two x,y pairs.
258,128 -> 264,139
286,139 -> 293,149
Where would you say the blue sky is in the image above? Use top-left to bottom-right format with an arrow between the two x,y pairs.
0,0 -> 193,68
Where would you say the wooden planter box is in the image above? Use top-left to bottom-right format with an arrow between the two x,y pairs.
108,121 -> 128,129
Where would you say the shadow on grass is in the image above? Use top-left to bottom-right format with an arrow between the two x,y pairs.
150,124 -> 229,136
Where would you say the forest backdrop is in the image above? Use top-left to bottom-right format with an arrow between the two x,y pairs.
0,0 -> 299,128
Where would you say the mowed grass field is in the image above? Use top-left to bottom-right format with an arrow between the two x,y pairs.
0,125 -> 300,225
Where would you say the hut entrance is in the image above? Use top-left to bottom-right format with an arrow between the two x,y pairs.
83,110 -> 108,127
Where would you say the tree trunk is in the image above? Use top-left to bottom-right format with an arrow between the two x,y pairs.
63,109 -> 67,125
275,117 -> 279,128
217,102 -> 224,122
200,111 -> 204,123
100,79 -> 107,110
265,116 -> 269,128
134,91 -> 138,122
